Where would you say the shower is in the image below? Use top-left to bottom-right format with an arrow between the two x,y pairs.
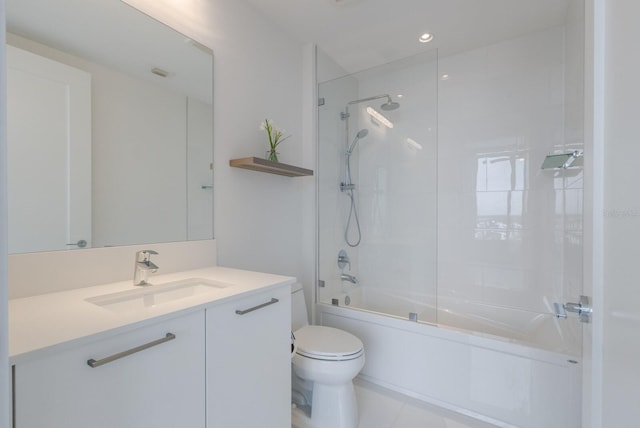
340,94 -> 400,247
317,43 -> 584,428
380,98 -> 400,111
341,128 -> 368,247
341,94 -> 400,121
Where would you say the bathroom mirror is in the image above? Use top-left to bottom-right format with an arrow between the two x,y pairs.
6,0 -> 213,254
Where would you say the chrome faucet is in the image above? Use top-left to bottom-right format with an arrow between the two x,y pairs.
340,273 -> 358,284
133,250 -> 159,286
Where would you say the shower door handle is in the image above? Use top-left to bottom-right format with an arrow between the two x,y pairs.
554,295 -> 592,323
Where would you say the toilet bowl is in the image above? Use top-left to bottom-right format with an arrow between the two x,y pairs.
291,284 -> 365,428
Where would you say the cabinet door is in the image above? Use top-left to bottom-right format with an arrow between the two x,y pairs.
14,311 -> 205,428
206,286 -> 291,428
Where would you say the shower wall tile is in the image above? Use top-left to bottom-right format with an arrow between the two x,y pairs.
438,154 -> 484,193
437,261 -> 485,301
437,25 -> 583,317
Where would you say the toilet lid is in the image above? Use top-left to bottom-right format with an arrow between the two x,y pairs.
294,325 -> 364,361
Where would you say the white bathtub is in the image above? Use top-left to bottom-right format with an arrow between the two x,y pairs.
318,288 -> 582,428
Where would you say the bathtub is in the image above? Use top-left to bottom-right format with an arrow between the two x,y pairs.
318,287 -> 582,428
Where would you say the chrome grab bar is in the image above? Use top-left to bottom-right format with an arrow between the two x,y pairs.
87,332 -> 176,368
235,298 -> 279,315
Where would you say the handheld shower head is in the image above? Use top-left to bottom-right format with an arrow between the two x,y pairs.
356,128 -> 369,139
347,128 -> 368,155
380,97 -> 400,111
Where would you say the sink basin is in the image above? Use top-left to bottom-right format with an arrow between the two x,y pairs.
86,278 -> 231,313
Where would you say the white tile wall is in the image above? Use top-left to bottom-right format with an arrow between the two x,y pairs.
318,25 -> 583,352
438,26 -> 583,320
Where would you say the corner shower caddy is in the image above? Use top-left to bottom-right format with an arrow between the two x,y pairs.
229,157 -> 313,177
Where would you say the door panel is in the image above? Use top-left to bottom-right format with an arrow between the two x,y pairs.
7,45 -> 91,253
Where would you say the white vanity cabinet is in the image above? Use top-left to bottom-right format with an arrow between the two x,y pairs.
12,310 -> 206,428
206,285 -> 291,427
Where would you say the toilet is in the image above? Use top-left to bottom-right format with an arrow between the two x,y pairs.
291,283 -> 365,428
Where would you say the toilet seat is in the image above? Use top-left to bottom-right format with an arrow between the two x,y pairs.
294,325 -> 364,361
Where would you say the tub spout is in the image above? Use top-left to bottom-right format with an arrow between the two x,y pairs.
340,273 -> 358,284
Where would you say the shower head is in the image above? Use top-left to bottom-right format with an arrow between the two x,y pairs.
347,128 -> 368,155
380,97 -> 400,111
345,94 -> 400,117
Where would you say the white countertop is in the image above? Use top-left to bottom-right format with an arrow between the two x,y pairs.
9,266 -> 295,363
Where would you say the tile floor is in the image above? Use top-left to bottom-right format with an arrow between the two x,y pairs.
292,377 -> 498,428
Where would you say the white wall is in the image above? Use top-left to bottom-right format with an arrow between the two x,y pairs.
601,0 -> 640,425
0,1 -> 9,426
121,0 -> 313,292
90,65 -> 187,247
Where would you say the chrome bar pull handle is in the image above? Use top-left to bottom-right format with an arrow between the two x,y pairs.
87,333 -> 176,368
235,298 -> 279,315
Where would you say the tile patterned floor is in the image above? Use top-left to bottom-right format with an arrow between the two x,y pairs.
292,377 -> 498,428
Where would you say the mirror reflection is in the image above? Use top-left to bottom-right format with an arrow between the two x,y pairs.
6,0 -> 214,254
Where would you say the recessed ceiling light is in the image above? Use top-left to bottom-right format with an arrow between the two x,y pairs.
418,33 -> 434,43
397,94 -> 404,98
440,74 -> 450,80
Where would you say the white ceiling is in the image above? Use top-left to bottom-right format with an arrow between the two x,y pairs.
7,0 -> 213,103
245,0 -> 570,73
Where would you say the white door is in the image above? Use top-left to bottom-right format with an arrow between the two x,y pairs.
187,96 -> 213,241
7,45 -> 91,253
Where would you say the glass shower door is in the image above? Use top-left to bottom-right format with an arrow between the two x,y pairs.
317,50 -> 439,325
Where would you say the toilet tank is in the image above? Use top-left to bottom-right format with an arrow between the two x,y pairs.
291,283 -> 309,331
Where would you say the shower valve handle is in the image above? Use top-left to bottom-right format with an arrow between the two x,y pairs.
338,250 -> 351,270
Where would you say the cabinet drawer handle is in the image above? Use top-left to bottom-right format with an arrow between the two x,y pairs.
87,333 -> 176,368
235,298 -> 279,315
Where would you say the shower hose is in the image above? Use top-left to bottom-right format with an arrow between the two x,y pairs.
344,188 -> 361,247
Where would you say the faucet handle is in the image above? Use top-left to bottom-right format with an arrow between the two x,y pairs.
338,249 -> 351,270
136,249 -> 159,261
133,250 -> 159,286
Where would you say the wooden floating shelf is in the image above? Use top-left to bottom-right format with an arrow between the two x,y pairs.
229,157 -> 313,177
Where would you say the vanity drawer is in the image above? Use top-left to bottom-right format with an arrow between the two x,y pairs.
13,311 -> 205,428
